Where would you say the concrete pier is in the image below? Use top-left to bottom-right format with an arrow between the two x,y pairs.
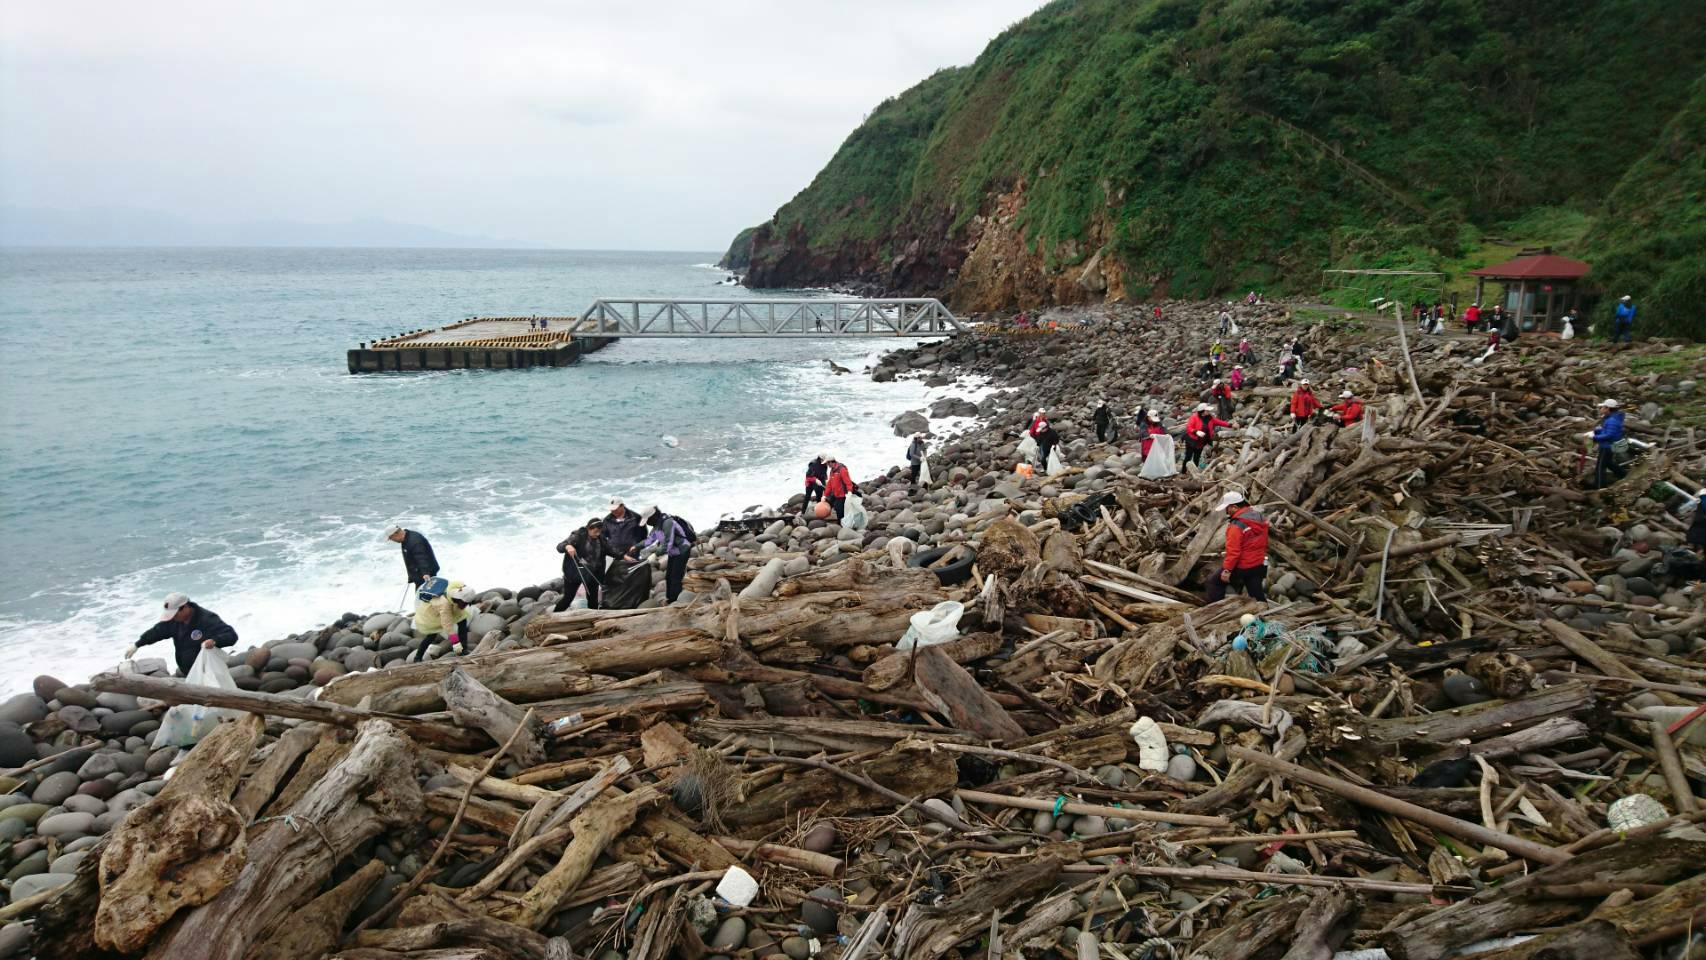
347,317 -> 611,373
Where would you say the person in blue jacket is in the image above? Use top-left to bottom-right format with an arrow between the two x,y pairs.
1590,399 -> 1628,489
1612,295 -> 1637,344
127,593 -> 238,675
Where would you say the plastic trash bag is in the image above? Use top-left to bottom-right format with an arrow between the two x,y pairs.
897,601 -> 964,650
153,647 -> 242,748
918,456 -> 933,487
1561,318 -> 1575,340
1046,447 -> 1065,475
1015,434 -> 1039,463
1139,434 -> 1178,479
843,492 -> 869,530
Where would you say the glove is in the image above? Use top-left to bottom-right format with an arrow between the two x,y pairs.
125,644 -> 137,659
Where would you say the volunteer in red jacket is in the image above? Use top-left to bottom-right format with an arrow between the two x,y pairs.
1138,409 -> 1168,458
1183,403 -> 1232,468
1329,390 -> 1364,426
822,455 -> 860,521
1288,380 -> 1321,430
1209,490 -> 1269,602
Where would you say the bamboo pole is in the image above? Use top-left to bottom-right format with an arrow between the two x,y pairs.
954,789 -> 1230,828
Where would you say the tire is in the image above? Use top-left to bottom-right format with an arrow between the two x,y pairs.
908,546 -> 977,586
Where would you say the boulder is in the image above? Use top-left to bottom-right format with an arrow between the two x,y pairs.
31,772 -> 80,805
269,641 -> 320,662
890,410 -> 929,437
31,676 -> 66,703
35,811 -> 96,837
52,686 -> 99,709
0,727 -> 38,767
0,694 -> 47,726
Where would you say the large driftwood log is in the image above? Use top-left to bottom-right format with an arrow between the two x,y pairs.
147,720 -> 423,959
1278,888 -> 1356,960
496,786 -> 661,930
348,917 -> 555,960
249,859 -> 387,960
94,714 -> 264,952
1362,683 -> 1595,744
440,668 -> 548,767
723,742 -> 959,830
1184,895 -> 1308,960
861,632 -> 1002,690
233,723 -> 324,822
913,645 -> 1026,741
691,716 -> 977,754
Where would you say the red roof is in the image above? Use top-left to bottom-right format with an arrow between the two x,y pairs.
1468,254 -> 1591,279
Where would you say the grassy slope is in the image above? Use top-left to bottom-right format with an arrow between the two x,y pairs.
734,0 -> 1706,332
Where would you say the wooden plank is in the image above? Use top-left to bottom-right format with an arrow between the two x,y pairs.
1082,575 -> 1186,606
914,646 -> 1026,741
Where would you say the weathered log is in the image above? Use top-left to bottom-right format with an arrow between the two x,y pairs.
892,857 -> 1061,960
714,838 -> 845,878
1458,920 -> 1639,960
1277,887 -> 1355,960
690,716 -> 977,754
723,742 -> 958,830
1186,895 -> 1309,960
497,785 -> 661,930
233,723 -> 324,822
94,714 -> 264,952
1177,731 -> 1306,815
637,813 -> 739,871
913,645 -> 1026,741
348,917 -> 554,960
440,667 -> 548,768
249,859 -> 387,960
861,632 -> 1002,690
1363,683 -> 1595,744
148,720 -> 423,959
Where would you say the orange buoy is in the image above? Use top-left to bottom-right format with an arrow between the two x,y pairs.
813,500 -> 832,519
1014,462 -> 1034,477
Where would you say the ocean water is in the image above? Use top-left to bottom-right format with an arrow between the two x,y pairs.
0,248 -> 983,683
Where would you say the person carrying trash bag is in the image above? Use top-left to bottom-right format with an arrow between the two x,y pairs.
906,433 -> 928,487
128,592 -> 238,677
1138,410 -> 1177,480
554,517 -> 607,612
823,455 -> 860,521
1209,490 -> 1269,603
1588,399 -> 1630,489
1183,403 -> 1232,469
411,578 -> 475,661
634,506 -> 694,603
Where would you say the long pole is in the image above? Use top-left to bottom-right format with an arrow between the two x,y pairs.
1391,302 -> 1426,406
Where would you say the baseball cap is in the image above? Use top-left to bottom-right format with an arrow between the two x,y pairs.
383,525 -> 402,539
640,505 -> 658,522
1216,490 -> 1246,510
450,585 -> 479,603
609,497 -> 624,509
159,592 -> 189,621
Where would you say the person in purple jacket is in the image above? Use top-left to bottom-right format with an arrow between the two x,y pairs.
631,506 -> 695,602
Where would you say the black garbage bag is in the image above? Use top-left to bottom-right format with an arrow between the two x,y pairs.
603,557 -> 654,609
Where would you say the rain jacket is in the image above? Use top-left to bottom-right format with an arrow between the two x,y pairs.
1224,506 -> 1270,571
557,526 -> 607,579
1228,368 -> 1245,390
1331,399 -> 1365,425
1614,302 -> 1637,327
907,437 -> 927,465
824,462 -> 857,498
1028,415 -> 1050,437
804,456 -> 828,492
398,529 -> 439,586
1140,421 -> 1167,457
1092,405 -> 1113,433
136,603 -> 238,675
414,581 -> 471,636
640,517 -> 692,558
1591,410 -> 1626,450
602,509 -> 646,560
1185,411 -> 1232,444
1290,388 -> 1321,419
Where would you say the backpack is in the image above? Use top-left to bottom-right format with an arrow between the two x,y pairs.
670,515 -> 698,544
417,577 -> 449,602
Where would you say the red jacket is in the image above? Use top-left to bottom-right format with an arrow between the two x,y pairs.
1290,389 -> 1321,418
1028,415 -> 1049,437
1332,400 -> 1364,425
1186,411 -> 1231,442
824,463 -> 857,498
1140,421 -> 1167,457
1211,384 -> 1232,401
1224,505 -> 1270,571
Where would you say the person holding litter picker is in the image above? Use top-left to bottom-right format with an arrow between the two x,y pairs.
554,517 -> 607,611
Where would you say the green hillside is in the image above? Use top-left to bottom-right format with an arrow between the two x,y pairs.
731,0 -> 1706,337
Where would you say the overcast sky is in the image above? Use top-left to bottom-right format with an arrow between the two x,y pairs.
0,1 -> 1048,251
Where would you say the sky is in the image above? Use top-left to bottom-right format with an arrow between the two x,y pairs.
0,1 -> 1050,251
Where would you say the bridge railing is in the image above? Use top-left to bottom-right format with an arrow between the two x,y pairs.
568,298 -> 962,338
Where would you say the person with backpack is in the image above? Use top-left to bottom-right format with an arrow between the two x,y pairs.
804,453 -> 830,503
1589,399 -> 1629,489
554,517 -> 607,612
1209,490 -> 1269,602
410,578 -> 475,661
634,506 -> 695,602
1183,403 -> 1232,469
1093,400 -> 1115,443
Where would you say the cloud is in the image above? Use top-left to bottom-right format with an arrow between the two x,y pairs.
0,0 -> 1051,250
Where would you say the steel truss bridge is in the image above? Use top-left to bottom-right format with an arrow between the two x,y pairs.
567,298 -> 962,338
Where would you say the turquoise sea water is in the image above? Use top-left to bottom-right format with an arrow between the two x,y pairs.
0,248 -> 981,681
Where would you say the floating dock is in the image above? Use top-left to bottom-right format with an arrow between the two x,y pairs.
347,317 -> 611,373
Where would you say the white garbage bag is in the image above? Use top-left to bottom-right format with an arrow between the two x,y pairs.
1046,447 -> 1065,475
1016,434 -> 1039,463
918,456 -> 933,487
897,601 -> 964,650
1128,716 -> 1169,772
153,647 -> 243,748
843,492 -> 869,531
1139,434 -> 1178,479
1561,318 -> 1575,340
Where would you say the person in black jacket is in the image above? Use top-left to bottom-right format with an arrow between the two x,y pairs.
602,499 -> 646,568
1093,400 -> 1115,443
385,525 -> 439,586
804,453 -> 829,503
554,517 -> 607,612
127,592 -> 238,676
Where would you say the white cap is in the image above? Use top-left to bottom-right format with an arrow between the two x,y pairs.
1340,390 -> 1354,399
819,451 -> 831,461
1217,490 -> 1246,510
1148,409 -> 1162,420
1299,379 -> 1310,385
1035,408 -> 1045,415
640,505 -> 658,522
1213,378 -> 1223,384
159,592 -> 189,621
1621,295 -> 1632,301
1197,402 -> 1212,411
912,432 -> 924,440
608,497 -> 624,509
450,585 -> 479,603
383,524 -> 402,540
1599,398 -> 1619,409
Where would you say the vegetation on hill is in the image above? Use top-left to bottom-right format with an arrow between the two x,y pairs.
727,0 -> 1706,338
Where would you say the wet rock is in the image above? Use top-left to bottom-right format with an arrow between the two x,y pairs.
709,917 -> 747,951
31,771 -> 80,805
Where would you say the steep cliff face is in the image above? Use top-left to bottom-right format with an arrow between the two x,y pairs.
726,0 -> 1706,326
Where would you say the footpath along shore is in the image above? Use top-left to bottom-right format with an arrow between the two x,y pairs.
1,299 -> 1704,960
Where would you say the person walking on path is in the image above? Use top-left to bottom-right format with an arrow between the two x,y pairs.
386,525 -> 439,587
635,506 -> 693,603
1590,399 -> 1629,489
906,433 -> 928,486
1093,400 -> 1115,443
128,593 -> 238,676
1208,490 -> 1269,603
1183,403 -> 1232,469
1329,390 -> 1365,427
804,453 -> 830,504
602,498 -> 646,568
554,518 -> 607,612
823,455 -> 860,521
410,579 -> 474,661
1464,302 -> 1481,334
1612,295 -> 1637,344
1289,380 -> 1321,430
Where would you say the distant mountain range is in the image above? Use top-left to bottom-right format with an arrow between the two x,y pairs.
0,205 -> 542,249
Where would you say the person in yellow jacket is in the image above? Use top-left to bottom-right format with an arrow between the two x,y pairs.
411,578 -> 475,662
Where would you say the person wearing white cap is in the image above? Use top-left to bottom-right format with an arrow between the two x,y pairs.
127,592 -> 238,676
1093,399 -> 1115,443
1612,295 -> 1637,344
1328,390 -> 1364,427
1210,378 -> 1234,419
1183,402 -> 1232,469
601,497 -> 646,566
410,579 -> 477,661
385,525 -> 439,588
632,506 -> 695,602
804,453 -> 831,504
1209,490 -> 1269,603
1590,399 -> 1628,488
906,433 -> 929,486
1028,409 -> 1058,468
1289,380 -> 1321,430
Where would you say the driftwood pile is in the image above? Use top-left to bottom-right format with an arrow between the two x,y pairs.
7,302 -> 1706,959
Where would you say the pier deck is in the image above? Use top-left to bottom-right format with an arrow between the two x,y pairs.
347,317 -> 605,373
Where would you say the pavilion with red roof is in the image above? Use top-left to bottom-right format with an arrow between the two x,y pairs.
1468,252 -> 1590,332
